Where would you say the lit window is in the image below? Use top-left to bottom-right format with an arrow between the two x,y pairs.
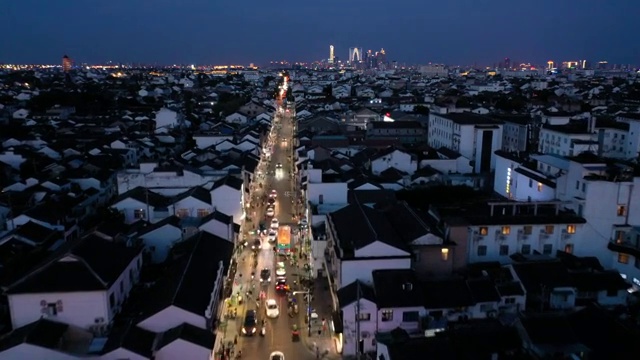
441,248 -> 449,261
618,253 -> 629,264
479,227 -> 488,236
545,225 -> 554,234
537,182 -> 543,192
381,309 -> 393,322
134,209 -> 146,219
617,205 -> 627,216
566,225 -> 576,234
501,226 -> 511,235
564,244 -> 574,254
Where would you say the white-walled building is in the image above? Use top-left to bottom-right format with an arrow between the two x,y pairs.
337,268 -> 525,357
5,236 -> 143,331
460,201 -> 587,264
136,231 -> 234,333
492,150 -> 640,280
428,113 -> 503,173
370,147 -> 418,176
300,164 -> 349,206
116,163 -> 229,196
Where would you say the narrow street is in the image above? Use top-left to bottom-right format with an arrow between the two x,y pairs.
230,101 -> 319,360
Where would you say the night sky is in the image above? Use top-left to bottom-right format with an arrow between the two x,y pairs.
1,0 -> 637,66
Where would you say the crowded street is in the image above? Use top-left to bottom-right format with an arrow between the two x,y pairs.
218,89 -> 325,359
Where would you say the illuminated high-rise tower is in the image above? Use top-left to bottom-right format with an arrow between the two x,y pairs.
547,60 -> 555,70
62,55 -> 73,72
329,45 -> 335,64
348,47 -> 363,63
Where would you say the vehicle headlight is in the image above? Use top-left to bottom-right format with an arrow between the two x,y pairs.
251,328 -> 256,334
242,328 -> 247,334
268,277 -> 271,281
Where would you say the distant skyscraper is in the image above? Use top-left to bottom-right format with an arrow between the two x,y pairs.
547,60 -> 555,70
376,48 -> 387,68
329,45 -> 335,64
504,57 -> 511,69
348,47 -> 363,63
62,55 -> 73,72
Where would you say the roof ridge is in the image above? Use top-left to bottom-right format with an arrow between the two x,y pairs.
353,194 -> 378,242
171,233 -> 200,306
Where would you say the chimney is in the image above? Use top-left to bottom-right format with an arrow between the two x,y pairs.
588,116 -> 596,134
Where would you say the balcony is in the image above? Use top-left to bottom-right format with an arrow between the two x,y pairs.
607,239 -> 640,258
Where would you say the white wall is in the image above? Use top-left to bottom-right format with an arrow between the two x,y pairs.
199,221 -> 234,242
137,306 -> 206,333
193,135 -> 233,150
339,258 -> 411,289
102,348 -> 147,360
117,169 -> 226,195
111,198 -> 160,224
0,344 -> 83,360
211,186 -> 242,225
139,225 -> 183,263
155,340 -> 211,360
341,298 -> 378,357
9,291 -> 108,330
371,151 -> 417,176
307,183 -> 348,205
376,306 -> 424,333
173,198 -> 213,218
355,242 -> 410,258
468,223 -> 585,264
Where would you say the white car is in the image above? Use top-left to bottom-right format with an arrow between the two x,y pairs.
266,207 -> 275,217
270,351 -> 285,360
271,218 -> 279,229
265,299 -> 279,318
275,266 -> 286,277
268,230 -> 277,242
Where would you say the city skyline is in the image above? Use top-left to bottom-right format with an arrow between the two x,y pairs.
1,0 -> 638,65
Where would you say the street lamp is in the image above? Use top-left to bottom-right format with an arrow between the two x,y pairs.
293,290 -> 313,336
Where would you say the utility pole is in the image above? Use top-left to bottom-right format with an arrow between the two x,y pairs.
355,281 -> 361,359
